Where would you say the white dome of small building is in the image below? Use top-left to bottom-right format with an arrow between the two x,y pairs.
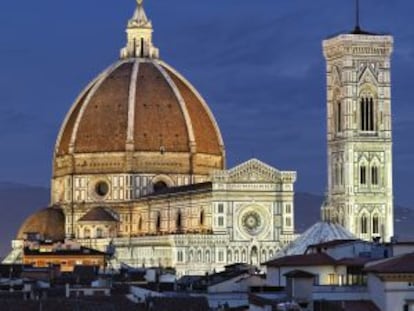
274,222 -> 356,258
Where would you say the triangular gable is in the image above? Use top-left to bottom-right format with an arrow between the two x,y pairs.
358,65 -> 378,85
225,159 -> 282,183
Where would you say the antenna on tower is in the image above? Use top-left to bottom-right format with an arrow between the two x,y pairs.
354,0 -> 361,33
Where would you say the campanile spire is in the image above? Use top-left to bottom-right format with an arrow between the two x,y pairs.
120,0 -> 159,59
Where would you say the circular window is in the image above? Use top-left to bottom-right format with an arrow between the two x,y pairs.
241,211 -> 263,236
95,181 -> 109,197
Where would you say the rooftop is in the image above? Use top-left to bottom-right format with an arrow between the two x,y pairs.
265,253 -> 336,268
365,252 -> 414,274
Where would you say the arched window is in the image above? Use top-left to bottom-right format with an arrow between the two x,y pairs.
189,250 -> 194,262
361,215 -> 368,234
235,250 -> 240,263
360,96 -> 375,131
371,166 -> 379,185
156,212 -> 161,232
227,250 -> 232,263
177,251 -> 184,263
206,250 -> 210,263
372,215 -> 379,234
360,165 -> 367,185
96,228 -> 103,238
138,216 -> 143,231
261,249 -> 267,263
154,181 -> 168,192
242,250 -> 247,263
197,250 -> 202,262
269,250 -> 274,259
176,210 -> 182,230
336,101 -> 342,133
84,228 -> 91,239
200,210 -> 205,226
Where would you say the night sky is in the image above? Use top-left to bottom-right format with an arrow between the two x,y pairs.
0,0 -> 413,206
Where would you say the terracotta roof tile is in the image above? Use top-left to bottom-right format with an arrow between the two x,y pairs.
265,253 -> 336,267
17,207 -> 65,241
365,252 -> 414,273
134,63 -> 189,152
78,207 -> 118,222
75,62 -> 131,153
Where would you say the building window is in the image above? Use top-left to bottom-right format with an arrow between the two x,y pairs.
84,228 -> 91,239
285,217 -> 291,227
218,203 -> 224,214
371,166 -> 379,185
176,210 -> 182,230
360,166 -> 367,185
200,210 -> 205,226
177,251 -> 183,262
227,250 -> 232,263
235,250 -> 239,262
360,97 -> 375,131
372,215 -> 379,234
218,251 -> 224,262
261,250 -> 267,262
329,273 -> 337,285
336,101 -> 342,133
361,215 -> 368,234
138,217 -> 142,231
206,250 -> 210,263
218,216 -> 224,227
96,228 -> 103,238
285,204 -> 291,214
189,250 -> 193,262
156,212 -> 161,232
153,181 -> 168,192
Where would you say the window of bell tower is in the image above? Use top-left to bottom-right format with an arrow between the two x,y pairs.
360,96 -> 376,132
336,101 -> 342,133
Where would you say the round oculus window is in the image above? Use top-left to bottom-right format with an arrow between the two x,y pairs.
95,181 -> 109,197
241,211 -> 262,235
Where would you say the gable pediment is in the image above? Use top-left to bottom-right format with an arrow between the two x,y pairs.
225,159 -> 282,183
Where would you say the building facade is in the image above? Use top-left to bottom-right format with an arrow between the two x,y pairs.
322,29 -> 394,242
6,1 -> 297,276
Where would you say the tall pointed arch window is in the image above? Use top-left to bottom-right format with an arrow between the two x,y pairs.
336,101 -> 342,133
372,215 -> 379,234
371,166 -> 379,186
156,212 -> 161,232
176,210 -> 182,231
138,216 -> 142,231
360,165 -> 367,185
361,215 -> 368,234
360,96 -> 375,131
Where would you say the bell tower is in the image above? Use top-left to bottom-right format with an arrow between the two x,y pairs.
321,3 -> 394,241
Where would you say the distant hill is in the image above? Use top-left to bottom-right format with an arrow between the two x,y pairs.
0,183 -> 413,259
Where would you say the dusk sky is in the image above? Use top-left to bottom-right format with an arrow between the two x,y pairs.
0,0 -> 413,206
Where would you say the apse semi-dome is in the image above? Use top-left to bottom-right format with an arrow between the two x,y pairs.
17,207 -> 65,241
53,2 -> 225,179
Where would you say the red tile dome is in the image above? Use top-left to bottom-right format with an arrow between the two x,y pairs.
53,59 -> 225,177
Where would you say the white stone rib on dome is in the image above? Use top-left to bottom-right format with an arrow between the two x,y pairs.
274,222 -> 356,258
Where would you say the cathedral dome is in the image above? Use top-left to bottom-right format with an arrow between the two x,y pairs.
16,207 -> 65,241
53,1 -> 224,179
56,60 -> 225,158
